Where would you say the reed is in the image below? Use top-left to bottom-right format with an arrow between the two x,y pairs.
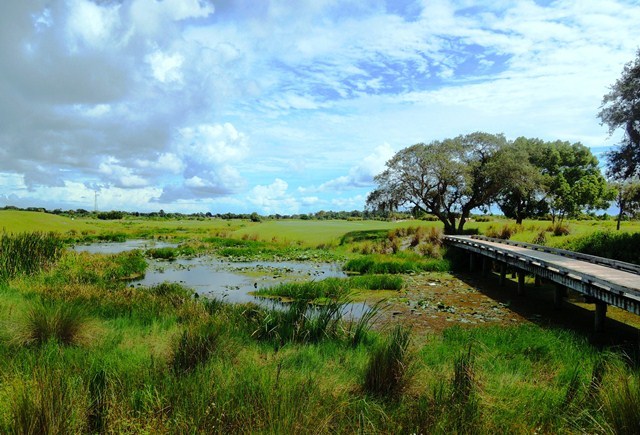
0,232 -> 63,283
363,325 -> 412,399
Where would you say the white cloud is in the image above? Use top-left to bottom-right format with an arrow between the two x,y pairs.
248,178 -> 299,214
146,50 -> 184,84
302,143 -> 395,192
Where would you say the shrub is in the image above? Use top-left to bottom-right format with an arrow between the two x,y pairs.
363,325 -> 412,399
532,230 -> 547,245
552,223 -> 571,236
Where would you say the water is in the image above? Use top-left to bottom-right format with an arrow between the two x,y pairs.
73,239 -> 178,254
72,240 -> 369,317
134,256 -> 347,304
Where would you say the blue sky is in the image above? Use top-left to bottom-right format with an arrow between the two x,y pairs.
1,0 -> 639,214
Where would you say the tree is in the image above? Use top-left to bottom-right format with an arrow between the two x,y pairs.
495,137 -> 549,224
599,49 -> 640,180
614,180 -> 640,230
367,132 -> 508,234
539,141 -> 614,222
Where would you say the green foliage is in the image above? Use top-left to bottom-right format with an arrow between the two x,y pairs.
363,325 -> 412,399
97,210 -> 124,220
599,48 -> 640,180
0,232 -> 63,283
563,230 -> 640,264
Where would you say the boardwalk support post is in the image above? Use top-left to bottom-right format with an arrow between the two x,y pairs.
595,302 -> 607,332
499,263 -> 507,287
517,271 -> 525,295
469,253 -> 475,273
482,257 -> 489,277
554,284 -> 566,310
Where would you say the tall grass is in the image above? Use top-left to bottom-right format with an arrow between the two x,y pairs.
171,321 -> 222,375
7,363 -> 89,434
248,299 -> 346,345
363,325 -> 412,399
344,255 -> 450,274
13,299 -> 92,347
0,232 -> 63,283
254,275 -> 403,300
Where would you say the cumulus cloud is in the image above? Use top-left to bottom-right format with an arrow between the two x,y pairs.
248,178 -> 299,214
301,143 -> 395,192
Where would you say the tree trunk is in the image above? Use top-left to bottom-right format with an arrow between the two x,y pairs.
617,208 -> 623,231
457,215 -> 467,234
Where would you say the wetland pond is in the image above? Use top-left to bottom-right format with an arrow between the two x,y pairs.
73,240 -> 368,316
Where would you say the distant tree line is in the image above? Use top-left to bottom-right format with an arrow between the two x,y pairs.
0,205 -> 411,222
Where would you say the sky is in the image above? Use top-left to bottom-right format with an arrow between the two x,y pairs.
1,0 -> 639,215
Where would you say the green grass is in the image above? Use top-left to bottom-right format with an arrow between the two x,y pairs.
2,213 -> 640,432
343,254 -> 451,274
254,275 -> 403,301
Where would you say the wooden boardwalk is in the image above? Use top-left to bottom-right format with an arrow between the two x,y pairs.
444,235 -> 640,330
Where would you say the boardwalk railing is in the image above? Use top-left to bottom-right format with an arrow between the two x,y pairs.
469,235 -> 640,275
443,235 -> 640,329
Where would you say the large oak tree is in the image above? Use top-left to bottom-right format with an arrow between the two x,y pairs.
367,132 -> 508,234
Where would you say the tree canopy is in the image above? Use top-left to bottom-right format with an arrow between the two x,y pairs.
366,132 -> 508,234
599,49 -> 640,180
368,133 -> 614,232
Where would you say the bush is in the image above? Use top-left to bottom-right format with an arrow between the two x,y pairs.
551,223 -> 571,236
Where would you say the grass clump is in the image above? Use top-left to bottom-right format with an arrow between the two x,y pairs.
146,247 -> 177,260
248,300 -> 345,345
171,321 -> 222,375
13,299 -> 92,347
7,364 -> 88,434
363,325 -> 412,399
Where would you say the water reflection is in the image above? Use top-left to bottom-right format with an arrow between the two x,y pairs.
72,240 -> 369,318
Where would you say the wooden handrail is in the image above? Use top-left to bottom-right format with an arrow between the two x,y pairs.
464,235 -> 640,275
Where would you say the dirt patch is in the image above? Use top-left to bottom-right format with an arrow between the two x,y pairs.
372,272 -> 524,334
369,271 -> 640,347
